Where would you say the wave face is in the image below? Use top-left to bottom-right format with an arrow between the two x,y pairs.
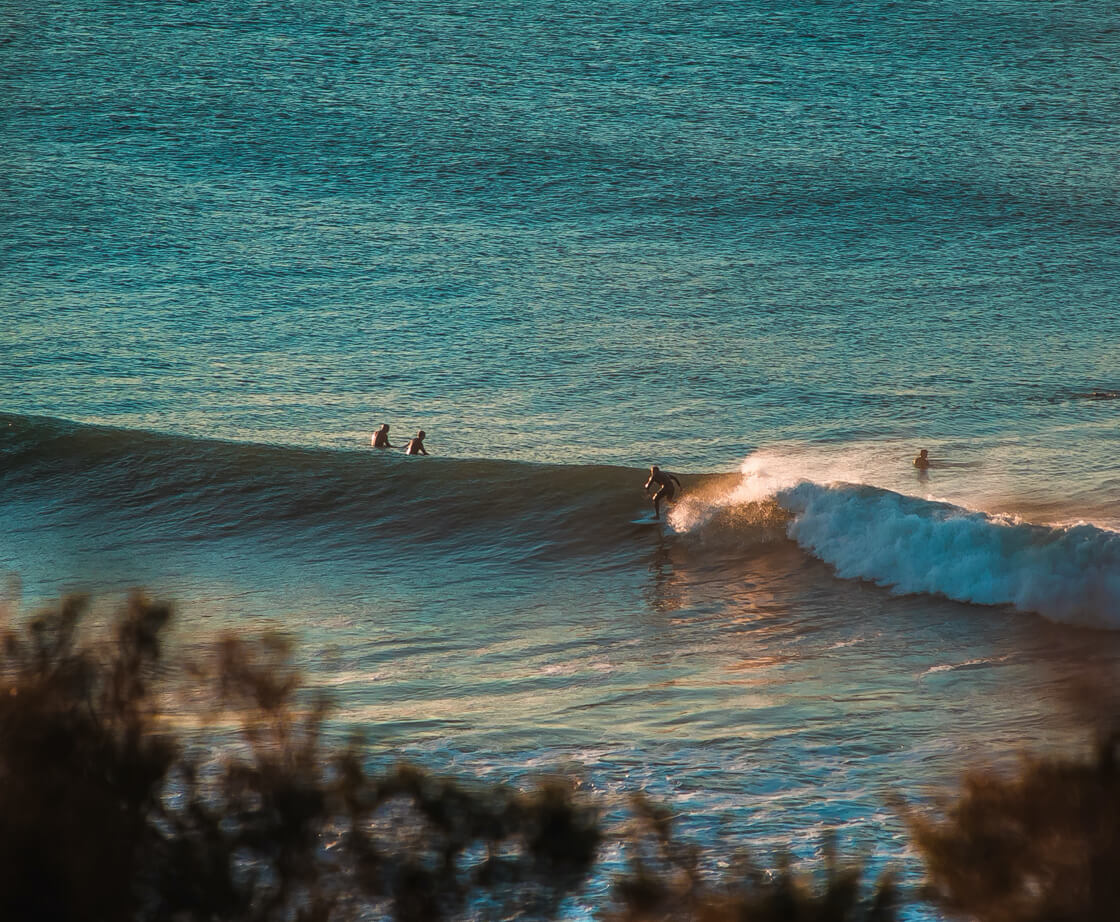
780,483 -> 1120,625
669,454 -> 1120,627
0,413 -> 654,569
5,413 -> 1119,627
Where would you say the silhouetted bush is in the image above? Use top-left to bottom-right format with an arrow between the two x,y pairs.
608,794 -> 895,922
908,734 -> 1120,922
8,592 -> 1116,921
0,594 -> 601,921
0,594 -> 176,922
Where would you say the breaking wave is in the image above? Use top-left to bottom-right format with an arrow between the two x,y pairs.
4,414 -> 1119,627
669,452 -> 1120,627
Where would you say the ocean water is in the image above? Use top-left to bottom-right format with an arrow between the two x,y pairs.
4,0 -> 1120,915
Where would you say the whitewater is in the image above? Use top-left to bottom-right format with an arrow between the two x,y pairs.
4,412 -> 1120,918
671,447 -> 1120,626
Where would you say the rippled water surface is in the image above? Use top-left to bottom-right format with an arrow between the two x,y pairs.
4,1 -> 1120,916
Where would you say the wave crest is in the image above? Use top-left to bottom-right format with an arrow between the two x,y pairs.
669,450 -> 1120,626
783,482 -> 1120,625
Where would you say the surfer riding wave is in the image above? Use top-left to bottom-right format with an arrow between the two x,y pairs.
644,465 -> 682,520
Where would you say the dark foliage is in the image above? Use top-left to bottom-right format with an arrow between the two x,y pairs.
908,734 -> 1120,922
0,595 -> 601,921
0,594 -> 176,922
5,592 -> 1115,921
608,795 -> 896,922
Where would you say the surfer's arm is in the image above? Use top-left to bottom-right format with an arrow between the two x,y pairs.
643,476 -> 654,491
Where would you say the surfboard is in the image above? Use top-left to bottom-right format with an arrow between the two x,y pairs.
630,514 -> 662,526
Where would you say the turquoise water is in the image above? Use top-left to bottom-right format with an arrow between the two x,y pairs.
4,1 -> 1120,915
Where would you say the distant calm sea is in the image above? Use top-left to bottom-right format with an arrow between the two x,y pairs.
4,0 -> 1120,915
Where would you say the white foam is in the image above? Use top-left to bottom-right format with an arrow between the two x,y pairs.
919,656 -> 1008,679
780,481 -> 1120,625
669,443 -> 914,531
672,449 -> 1120,627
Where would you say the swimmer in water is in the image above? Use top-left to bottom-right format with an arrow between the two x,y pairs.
644,465 -> 682,520
914,448 -> 931,470
405,430 -> 428,456
371,423 -> 393,449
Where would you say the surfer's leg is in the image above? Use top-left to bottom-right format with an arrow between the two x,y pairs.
656,485 -> 676,519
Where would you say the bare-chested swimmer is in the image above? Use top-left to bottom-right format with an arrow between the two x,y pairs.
644,465 -> 681,520
913,448 -> 930,470
371,423 -> 393,449
405,430 -> 428,456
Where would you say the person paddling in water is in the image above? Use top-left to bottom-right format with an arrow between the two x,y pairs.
371,423 -> 393,449
405,429 -> 428,456
644,465 -> 681,520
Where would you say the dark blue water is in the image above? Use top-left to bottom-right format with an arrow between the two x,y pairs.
4,2 -> 1120,916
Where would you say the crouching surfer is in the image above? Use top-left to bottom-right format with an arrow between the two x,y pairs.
644,465 -> 681,520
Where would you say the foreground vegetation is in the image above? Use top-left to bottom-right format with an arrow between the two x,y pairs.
1,594 -> 1117,921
